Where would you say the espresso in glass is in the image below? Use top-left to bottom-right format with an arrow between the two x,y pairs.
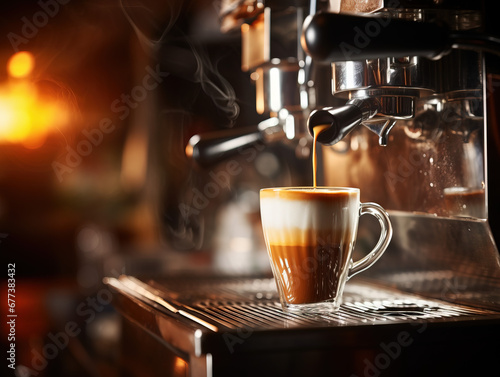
260,187 -> 392,313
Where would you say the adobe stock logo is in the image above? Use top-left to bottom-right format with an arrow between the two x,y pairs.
7,0 -> 71,52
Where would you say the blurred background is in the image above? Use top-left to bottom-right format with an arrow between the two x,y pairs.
3,1 -> 500,376
0,0 -> 310,375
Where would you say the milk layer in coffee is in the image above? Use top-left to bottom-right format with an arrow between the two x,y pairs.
260,188 -> 359,305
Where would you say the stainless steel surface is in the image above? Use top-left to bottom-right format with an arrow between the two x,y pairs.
323,7 -> 484,130
107,275 -> 500,376
106,274 -> 500,334
238,4 -> 312,119
332,58 -> 435,100
254,60 -> 305,115
359,211 -> 500,310
150,277 -> 497,329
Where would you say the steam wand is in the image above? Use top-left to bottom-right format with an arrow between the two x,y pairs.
186,117 -> 283,168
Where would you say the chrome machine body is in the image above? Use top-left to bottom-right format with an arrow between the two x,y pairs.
302,0 -> 500,311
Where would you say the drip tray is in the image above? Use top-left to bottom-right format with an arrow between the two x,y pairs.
145,277 -> 495,330
107,275 -> 499,332
106,275 -> 500,376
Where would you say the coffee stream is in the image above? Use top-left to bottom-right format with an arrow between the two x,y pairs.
312,125 -> 329,187
264,124 -> 352,306
263,129 -> 389,308
273,126 -> 350,305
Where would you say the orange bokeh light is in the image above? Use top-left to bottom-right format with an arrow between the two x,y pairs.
7,51 -> 35,79
0,52 -> 69,148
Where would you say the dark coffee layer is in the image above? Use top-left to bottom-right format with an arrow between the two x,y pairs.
268,243 -> 350,304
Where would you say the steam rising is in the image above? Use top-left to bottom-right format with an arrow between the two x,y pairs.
120,0 -> 243,250
120,0 -> 240,123
119,0 -> 182,50
190,42 -> 240,122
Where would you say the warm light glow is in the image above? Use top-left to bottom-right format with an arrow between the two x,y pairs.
7,51 -> 35,79
173,357 -> 187,375
0,53 -> 69,147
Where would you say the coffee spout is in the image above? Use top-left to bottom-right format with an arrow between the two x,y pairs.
307,98 -> 379,145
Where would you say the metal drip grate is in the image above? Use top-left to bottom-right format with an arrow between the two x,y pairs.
140,277 -> 494,332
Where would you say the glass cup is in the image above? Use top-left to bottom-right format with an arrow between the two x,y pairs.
260,187 -> 392,313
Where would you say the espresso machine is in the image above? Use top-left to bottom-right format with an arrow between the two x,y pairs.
106,0 -> 500,375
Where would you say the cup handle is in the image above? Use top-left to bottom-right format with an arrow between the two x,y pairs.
348,202 -> 393,279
